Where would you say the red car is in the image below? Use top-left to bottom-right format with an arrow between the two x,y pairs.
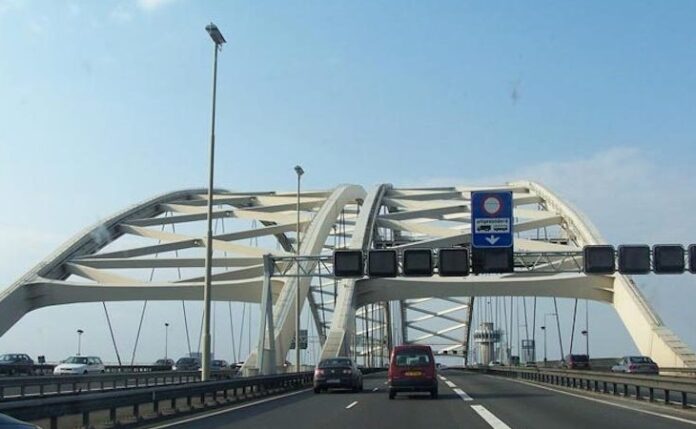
388,345 -> 438,399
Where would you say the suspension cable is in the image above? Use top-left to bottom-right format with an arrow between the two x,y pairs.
522,297 -> 530,341
171,221 -> 192,356
532,297 -> 537,361
102,302 -> 122,366
569,298 -> 578,355
238,303 -> 247,360
228,301 -> 237,363
130,213 -> 168,365
130,301 -> 148,365
553,298 -> 564,359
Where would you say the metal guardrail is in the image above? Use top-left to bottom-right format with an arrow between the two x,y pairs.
0,370 -> 237,401
472,366 -> 696,408
0,364 -> 175,376
0,371 -> 313,429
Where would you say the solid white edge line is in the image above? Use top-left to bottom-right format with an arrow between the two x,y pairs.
147,388 -> 312,429
502,376 -> 696,426
346,401 -> 358,409
471,404 -> 512,429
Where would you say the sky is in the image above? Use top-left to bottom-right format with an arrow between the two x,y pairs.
0,0 -> 695,364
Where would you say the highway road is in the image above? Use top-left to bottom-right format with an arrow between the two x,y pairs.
146,370 -> 696,429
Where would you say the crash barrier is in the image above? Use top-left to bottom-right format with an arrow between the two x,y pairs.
0,369 -> 236,401
466,366 -> 696,408
0,371 -> 313,429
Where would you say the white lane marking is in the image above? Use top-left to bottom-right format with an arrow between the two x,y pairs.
445,380 -> 456,388
504,377 -> 696,426
147,388 -> 312,428
471,404 -> 512,429
346,401 -> 358,409
438,375 -> 448,381
372,387 -> 379,392
453,387 -> 473,401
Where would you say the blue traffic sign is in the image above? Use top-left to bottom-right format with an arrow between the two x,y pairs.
471,191 -> 514,248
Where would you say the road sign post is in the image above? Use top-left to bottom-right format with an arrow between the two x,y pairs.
471,191 -> 514,273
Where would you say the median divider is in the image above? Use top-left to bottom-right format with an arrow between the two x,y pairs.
0,371 -> 313,429
0,370 -> 240,401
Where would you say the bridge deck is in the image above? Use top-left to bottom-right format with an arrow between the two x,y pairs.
148,370 -> 696,429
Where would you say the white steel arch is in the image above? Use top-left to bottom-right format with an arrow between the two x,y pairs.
1,181 -> 694,370
320,181 -> 696,368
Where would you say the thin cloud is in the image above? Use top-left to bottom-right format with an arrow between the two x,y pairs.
136,0 -> 177,12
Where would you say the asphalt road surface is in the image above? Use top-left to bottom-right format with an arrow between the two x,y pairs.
145,370 -> 696,429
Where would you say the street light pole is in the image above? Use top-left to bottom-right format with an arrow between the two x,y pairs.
540,326 -> 546,364
165,323 -> 170,360
294,165 -> 304,373
202,22 -> 226,382
77,329 -> 84,356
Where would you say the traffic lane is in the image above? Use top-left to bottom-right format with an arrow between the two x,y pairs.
149,375 -> 382,429
442,370 -> 696,429
150,373 -> 492,429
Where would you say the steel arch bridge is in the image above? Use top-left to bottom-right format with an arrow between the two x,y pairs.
1,182 -> 694,371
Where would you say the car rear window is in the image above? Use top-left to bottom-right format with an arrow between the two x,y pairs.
319,358 -> 351,368
394,349 -> 432,367
629,356 -> 652,364
571,355 -> 589,362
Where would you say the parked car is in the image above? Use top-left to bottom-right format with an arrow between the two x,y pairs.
561,354 -> 590,370
211,359 -> 229,371
154,358 -> 174,369
488,360 -> 503,367
173,357 -> 200,371
611,356 -> 659,374
53,356 -> 105,375
0,354 -> 34,376
388,345 -> 438,400
313,357 -> 363,393
0,413 -> 40,428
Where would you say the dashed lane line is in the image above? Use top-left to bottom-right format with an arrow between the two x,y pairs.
147,388 -> 312,428
372,387 -> 379,392
471,404 -> 512,429
346,401 -> 358,409
453,387 -> 473,401
445,380 -> 456,388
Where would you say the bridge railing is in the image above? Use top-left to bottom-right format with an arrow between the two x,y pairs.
0,364 -> 176,376
467,366 -> 696,408
0,369 -> 237,401
0,371 -> 313,429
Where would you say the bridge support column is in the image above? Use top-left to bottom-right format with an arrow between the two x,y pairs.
256,254 -> 277,375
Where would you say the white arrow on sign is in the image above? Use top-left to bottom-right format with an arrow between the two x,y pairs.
485,235 -> 500,245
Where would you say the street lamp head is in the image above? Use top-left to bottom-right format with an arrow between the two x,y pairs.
581,330 -> 588,335
540,326 -> 546,330
205,23 -> 226,46
165,323 -> 170,327
77,329 -> 84,334
294,165 -> 304,177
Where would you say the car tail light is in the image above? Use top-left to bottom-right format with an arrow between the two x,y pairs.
342,369 -> 352,375
314,369 -> 324,376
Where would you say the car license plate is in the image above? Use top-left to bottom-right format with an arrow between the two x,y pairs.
405,371 -> 422,376
327,379 -> 340,384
